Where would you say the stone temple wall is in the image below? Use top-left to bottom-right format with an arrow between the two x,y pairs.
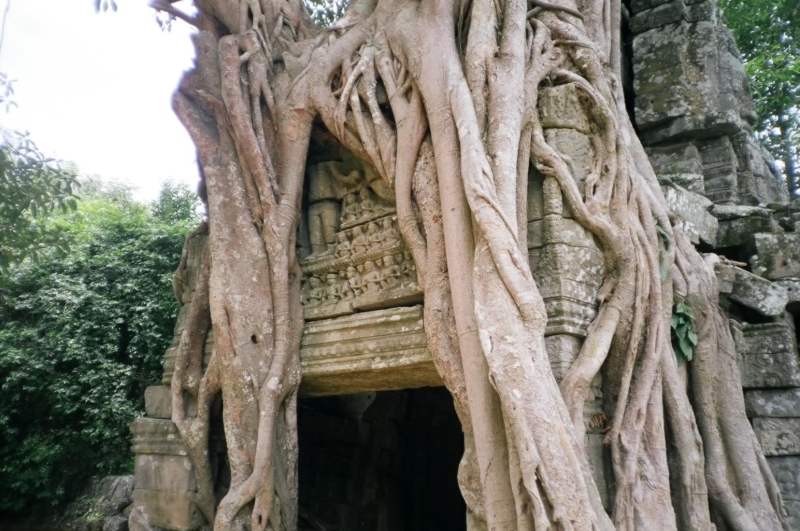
127,1 -> 800,528
628,0 -> 800,527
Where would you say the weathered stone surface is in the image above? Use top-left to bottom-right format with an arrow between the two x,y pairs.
144,386 -> 172,419
753,418 -> 800,456
715,214 -> 780,248
131,490 -> 203,531
739,322 -> 800,389
711,204 -> 774,221
698,136 -> 740,204
746,389 -> 800,418
646,142 -> 704,193
732,131 -> 790,204
135,454 -> 196,493
545,334 -> 583,382
538,84 -> 592,134
775,279 -> 800,305
535,242 -> 604,337
768,457 -> 800,528
543,129 -> 595,188
749,232 -> 800,279
299,305 -> 441,396
630,1 -> 685,33
102,516 -> 128,531
629,0 -> 672,14
91,476 -> 135,515
728,267 -> 789,316
130,418 -> 188,456
662,184 -> 718,245
632,19 -> 751,146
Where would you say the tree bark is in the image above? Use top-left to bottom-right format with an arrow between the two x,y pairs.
153,0 -> 792,529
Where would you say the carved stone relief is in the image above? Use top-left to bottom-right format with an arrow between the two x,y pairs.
301,158 -> 421,321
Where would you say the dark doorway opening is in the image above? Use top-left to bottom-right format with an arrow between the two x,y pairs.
298,387 -> 466,531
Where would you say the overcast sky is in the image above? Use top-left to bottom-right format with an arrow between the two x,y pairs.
0,0 -> 199,201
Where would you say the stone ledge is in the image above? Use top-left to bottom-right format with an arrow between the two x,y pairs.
130,418 -> 187,456
726,266 -> 789,316
131,489 -> 203,531
299,305 -> 441,396
662,184 -> 717,245
746,389 -> 800,418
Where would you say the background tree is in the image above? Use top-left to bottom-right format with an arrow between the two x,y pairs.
0,181 -> 200,514
0,75 -> 79,274
720,0 -> 800,196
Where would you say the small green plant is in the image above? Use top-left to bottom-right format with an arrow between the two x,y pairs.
671,302 -> 698,362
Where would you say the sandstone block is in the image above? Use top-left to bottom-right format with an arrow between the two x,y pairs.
543,129 -> 594,185
753,418 -> 800,456
545,334 -> 583,382
768,457 -> 800,529
635,64 -> 687,97
535,242 -> 604,337
746,389 -> 800,418
91,476 -> 135,515
629,0 -> 671,14
131,490 -> 203,531
636,84 -> 692,130
144,386 -> 172,419
711,204 -> 774,221
542,217 -> 598,249
728,267 -> 789,316
102,516 -> 128,531
135,454 -> 196,493
775,279 -> 800,305
130,418 -> 188,456
630,1 -> 685,33
632,23 -> 685,76
768,456 -> 800,500
645,142 -> 704,193
715,215 -> 778,248
739,322 -> 800,389
539,85 -> 591,134
749,233 -> 800,280
685,0 -> 715,22
527,220 -> 543,250
299,306 -> 440,396
662,184 -> 718,245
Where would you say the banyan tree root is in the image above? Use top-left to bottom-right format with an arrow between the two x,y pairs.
153,0 -> 790,529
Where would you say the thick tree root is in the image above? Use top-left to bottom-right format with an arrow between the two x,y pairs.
159,0 -> 790,529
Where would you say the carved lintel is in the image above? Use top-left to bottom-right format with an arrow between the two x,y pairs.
300,306 -> 441,396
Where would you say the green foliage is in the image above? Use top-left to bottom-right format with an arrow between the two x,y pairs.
671,302 -> 698,363
0,131 -> 80,273
304,0 -> 348,26
151,179 -> 203,224
0,75 -> 80,274
0,181 -> 198,514
719,0 -> 800,193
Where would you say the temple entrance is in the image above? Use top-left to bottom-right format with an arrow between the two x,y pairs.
297,387 -> 466,531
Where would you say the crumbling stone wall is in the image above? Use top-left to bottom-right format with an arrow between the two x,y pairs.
629,0 -> 800,527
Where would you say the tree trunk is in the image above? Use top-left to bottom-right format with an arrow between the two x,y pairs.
155,0 -> 791,529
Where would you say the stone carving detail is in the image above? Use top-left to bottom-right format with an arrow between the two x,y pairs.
735,320 -> 800,389
301,160 -> 421,320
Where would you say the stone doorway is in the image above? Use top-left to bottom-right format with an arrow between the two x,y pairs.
297,387 -> 465,531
